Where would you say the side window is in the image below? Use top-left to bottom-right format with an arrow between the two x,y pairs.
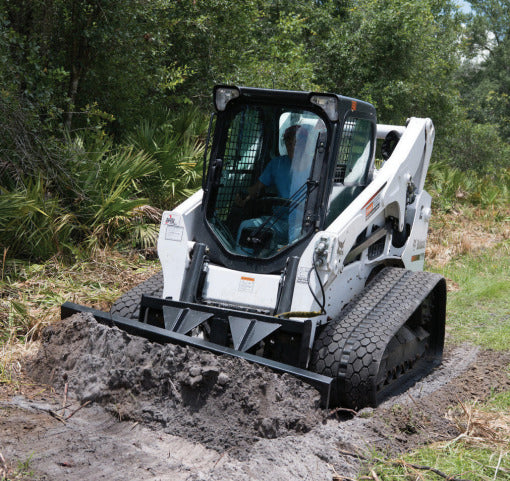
215,106 -> 263,221
334,117 -> 373,185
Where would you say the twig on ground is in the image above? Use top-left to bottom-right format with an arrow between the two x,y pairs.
337,449 -> 367,460
53,403 -> 74,412
64,400 -> 91,420
327,406 -> 358,418
47,409 -> 67,424
332,475 -> 357,481
493,452 -> 503,481
395,459 -> 473,481
0,451 -> 8,476
330,463 -> 357,481
369,468 -> 382,481
62,377 -> 68,417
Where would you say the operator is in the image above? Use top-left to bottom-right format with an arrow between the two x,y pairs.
235,124 -> 308,208
235,124 -> 312,248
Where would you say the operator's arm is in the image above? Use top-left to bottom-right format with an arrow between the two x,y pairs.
247,181 -> 265,200
235,180 -> 265,207
235,159 -> 276,207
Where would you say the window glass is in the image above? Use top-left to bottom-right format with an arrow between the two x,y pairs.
207,105 -> 326,258
334,117 -> 373,185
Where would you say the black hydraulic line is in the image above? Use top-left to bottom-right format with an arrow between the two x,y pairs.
61,301 -> 332,407
307,251 -> 326,315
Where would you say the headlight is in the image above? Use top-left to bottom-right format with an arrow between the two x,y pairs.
214,86 -> 240,111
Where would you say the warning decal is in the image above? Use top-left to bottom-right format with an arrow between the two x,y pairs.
362,183 -> 386,221
239,276 -> 255,293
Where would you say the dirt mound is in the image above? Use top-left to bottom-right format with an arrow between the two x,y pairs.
29,313 -> 323,454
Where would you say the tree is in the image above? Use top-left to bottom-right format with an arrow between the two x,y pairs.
312,0 -> 463,130
459,0 -> 510,137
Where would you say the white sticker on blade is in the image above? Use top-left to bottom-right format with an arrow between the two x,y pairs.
165,225 -> 184,241
239,276 -> 255,293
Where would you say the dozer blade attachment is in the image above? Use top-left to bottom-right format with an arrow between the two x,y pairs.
228,316 -> 281,352
162,305 -> 213,334
61,301 -> 332,407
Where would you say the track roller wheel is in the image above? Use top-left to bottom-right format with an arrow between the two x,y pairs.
310,267 -> 446,409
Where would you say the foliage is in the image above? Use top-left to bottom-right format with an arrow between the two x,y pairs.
127,108 -> 207,207
1,0 -> 510,261
427,160 -> 510,211
434,117 -> 510,173
314,0 -> 463,129
430,242 -> 510,350
459,0 -> 510,138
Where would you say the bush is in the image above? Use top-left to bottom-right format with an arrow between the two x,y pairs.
434,119 -> 510,174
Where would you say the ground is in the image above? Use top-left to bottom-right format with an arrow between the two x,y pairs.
0,314 -> 509,481
0,209 -> 509,480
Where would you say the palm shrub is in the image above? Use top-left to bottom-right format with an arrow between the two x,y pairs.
427,160 -> 510,211
128,107 -> 207,209
0,178 -> 75,259
68,137 -> 161,250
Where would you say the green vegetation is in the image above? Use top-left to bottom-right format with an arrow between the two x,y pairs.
0,253 -> 159,348
0,454 -> 36,480
0,0 -> 509,262
429,242 -> 510,350
368,391 -> 510,480
372,444 -> 509,481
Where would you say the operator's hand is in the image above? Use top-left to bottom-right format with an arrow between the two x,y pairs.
235,191 -> 250,207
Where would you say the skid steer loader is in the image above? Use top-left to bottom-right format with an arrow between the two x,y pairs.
62,85 -> 446,409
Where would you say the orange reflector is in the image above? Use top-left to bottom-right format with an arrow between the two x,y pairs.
351,100 -> 357,111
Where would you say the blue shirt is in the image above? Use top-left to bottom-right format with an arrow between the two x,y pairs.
259,155 -> 309,198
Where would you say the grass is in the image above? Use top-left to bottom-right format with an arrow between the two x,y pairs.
0,249 -> 160,383
0,454 -> 35,481
425,206 -> 510,350
433,242 -> 510,350
366,394 -> 510,480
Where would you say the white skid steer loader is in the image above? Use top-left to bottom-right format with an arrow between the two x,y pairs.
62,85 -> 446,409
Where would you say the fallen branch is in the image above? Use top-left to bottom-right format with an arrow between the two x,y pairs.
393,459 -> 473,481
336,449 -> 473,481
62,377 -> 69,417
53,403 -> 74,412
64,400 -> 91,420
327,406 -> 358,418
47,409 -> 67,424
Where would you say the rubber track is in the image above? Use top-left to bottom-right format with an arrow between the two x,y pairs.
310,267 -> 446,409
110,271 -> 163,321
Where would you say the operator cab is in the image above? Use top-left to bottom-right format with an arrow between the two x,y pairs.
207,104 -> 325,258
202,86 -> 377,273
